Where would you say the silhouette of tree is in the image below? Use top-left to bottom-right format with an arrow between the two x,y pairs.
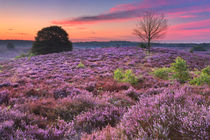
134,11 -> 168,53
32,26 -> 73,55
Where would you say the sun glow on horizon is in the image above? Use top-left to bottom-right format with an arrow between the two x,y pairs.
0,0 -> 210,43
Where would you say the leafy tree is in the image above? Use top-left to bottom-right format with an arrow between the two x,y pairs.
134,11 -> 168,53
32,26 -> 73,55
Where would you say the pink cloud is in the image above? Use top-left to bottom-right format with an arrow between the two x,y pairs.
165,19 -> 210,41
170,19 -> 210,30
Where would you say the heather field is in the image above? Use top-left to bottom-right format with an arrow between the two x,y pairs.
0,47 -> 209,139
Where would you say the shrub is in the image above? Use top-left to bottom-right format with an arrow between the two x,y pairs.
138,43 -> 147,49
6,43 -> 15,50
201,66 -> 210,75
120,89 -> 209,139
171,57 -> 190,83
114,69 -> 124,82
15,52 -> 36,59
75,106 -> 125,134
0,90 -> 9,105
190,66 -> 210,86
31,26 -> 73,55
192,45 -> 207,51
153,67 -> 171,80
189,48 -> 194,53
77,62 -> 85,68
0,65 -> 3,73
114,69 -> 138,84
29,96 -> 96,121
82,125 -> 127,140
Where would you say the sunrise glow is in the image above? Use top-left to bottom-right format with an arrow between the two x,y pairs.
0,0 -> 210,42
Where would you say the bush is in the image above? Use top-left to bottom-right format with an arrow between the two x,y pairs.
189,48 -> 194,53
77,62 -> 85,68
190,66 -> 210,86
31,26 -> 73,55
171,57 -> 190,83
138,43 -> 147,49
15,52 -> 36,59
153,67 -> 171,80
114,69 -> 138,84
75,106 -> 125,133
120,88 -> 209,139
6,43 -> 15,50
191,45 -> 207,51
201,66 -> 210,75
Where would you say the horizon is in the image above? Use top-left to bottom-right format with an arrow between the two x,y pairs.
0,0 -> 210,43
0,39 -> 210,44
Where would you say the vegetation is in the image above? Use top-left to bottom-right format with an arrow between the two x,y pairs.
0,65 -> 3,73
114,69 -> 139,84
170,57 -> 190,83
138,43 -> 147,49
134,11 -> 168,53
15,52 -> 36,59
77,62 -> 85,68
153,67 -> 171,80
6,42 -> 15,50
153,57 -> 209,86
31,26 -> 73,55
190,66 -> 210,85
191,45 -> 207,51
0,44 -> 209,139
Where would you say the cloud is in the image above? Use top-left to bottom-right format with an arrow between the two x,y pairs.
52,9 -> 142,26
17,33 -> 29,35
52,0 -> 210,26
8,28 -> 15,31
171,19 -> 210,31
76,27 -> 87,30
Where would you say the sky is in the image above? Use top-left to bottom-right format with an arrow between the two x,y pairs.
0,0 -> 210,43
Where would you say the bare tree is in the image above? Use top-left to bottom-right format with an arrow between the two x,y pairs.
134,11 -> 168,53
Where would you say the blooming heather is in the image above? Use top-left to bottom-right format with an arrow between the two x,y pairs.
0,47 -> 209,139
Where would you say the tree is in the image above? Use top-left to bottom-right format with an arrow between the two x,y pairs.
134,11 -> 168,53
7,42 -> 15,50
32,26 -> 73,55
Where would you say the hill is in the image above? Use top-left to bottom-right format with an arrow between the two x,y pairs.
0,47 -> 209,139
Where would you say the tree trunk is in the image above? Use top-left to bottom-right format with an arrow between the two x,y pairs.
147,40 -> 151,53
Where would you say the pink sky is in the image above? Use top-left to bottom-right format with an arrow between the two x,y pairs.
0,0 -> 210,43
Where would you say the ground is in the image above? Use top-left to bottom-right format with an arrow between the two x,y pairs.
0,47 -> 209,139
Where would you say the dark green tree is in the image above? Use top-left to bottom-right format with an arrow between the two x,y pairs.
32,26 -> 73,55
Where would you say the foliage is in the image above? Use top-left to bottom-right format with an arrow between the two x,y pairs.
153,67 -> 171,80
77,62 -> 85,68
190,66 -> 210,85
170,57 -> 190,83
138,43 -> 147,49
0,47 -> 209,139
6,42 -> 15,50
191,45 -> 207,51
201,66 -> 210,75
75,106 -> 125,133
15,52 -> 36,59
0,65 -> 3,72
119,88 -> 209,139
114,69 -> 139,84
189,48 -> 194,53
31,26 -> 73,55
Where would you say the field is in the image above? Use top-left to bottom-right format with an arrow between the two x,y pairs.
0,47 -> 209,139
0,41 -> 210,61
